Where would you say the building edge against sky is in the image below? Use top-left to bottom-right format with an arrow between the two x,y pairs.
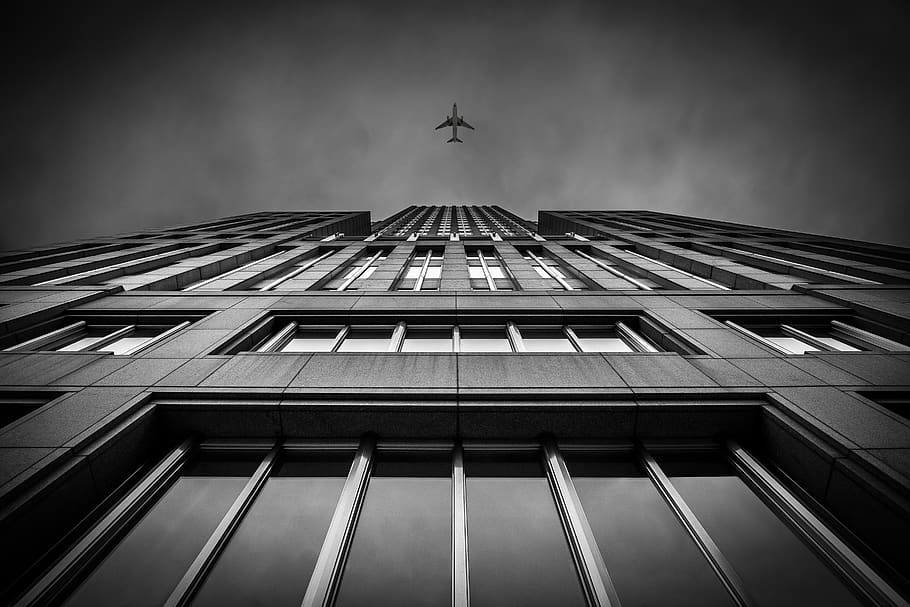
0,205 -> 908,606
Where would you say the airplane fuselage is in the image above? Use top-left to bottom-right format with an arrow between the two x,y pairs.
451,104 -> 458,139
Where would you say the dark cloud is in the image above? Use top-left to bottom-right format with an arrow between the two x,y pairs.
2,0 -> 909,248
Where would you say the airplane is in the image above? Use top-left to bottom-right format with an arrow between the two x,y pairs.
435,103 -> 474,143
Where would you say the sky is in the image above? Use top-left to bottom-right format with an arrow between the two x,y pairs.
1,0 -> 909,249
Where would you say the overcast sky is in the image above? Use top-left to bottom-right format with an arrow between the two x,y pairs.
2,0 -> 909,249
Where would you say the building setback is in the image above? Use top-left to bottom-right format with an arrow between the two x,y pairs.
0,205 -> 909,606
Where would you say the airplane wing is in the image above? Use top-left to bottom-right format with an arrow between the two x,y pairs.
459,118 -> 475,130
435,118 -> 453,130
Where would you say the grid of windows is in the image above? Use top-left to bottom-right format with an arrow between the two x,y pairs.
24,438 -> 885,607
249,321 -> 659,353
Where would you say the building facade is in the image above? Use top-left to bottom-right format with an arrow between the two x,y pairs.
0,205 -> 909,607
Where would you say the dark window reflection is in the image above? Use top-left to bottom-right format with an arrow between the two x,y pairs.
191,454 -> 354,607
335,452 -> 451,607
465,453 -> 586,607
662,454 -> 864,607
566,454 -> 734,607
63,459 -> 257,607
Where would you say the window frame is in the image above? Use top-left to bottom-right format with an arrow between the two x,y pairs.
22,436 -> 899,607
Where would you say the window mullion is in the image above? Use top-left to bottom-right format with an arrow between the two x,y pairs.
185,250 -> 286,291
527,250 -> 572,290
301,434 -> 377,607
637,446 -> 755,607
724,320 -> 791,355
830,320 -> 910,352
16,438 -> 195,606
162,443 -> 281,607
627,250 -> 729,290
724,440 -> 907,607
414,252 -> 433,291
330,326 -> 350,352
452,443 -> 470,607
337,250 -> 382,292
779,325 -> 836,352
563,326 -> 584,352
541,436 -> 622,607
82,324 -> 136,352
476,250 -> 497,291
121,321 -> 192,356
452,325 -> 461,353
258,321 -> 299,352
3,321 -> 87,352
260,250 -> 334,291
506,321 -> 525,352
615,322 -> 657,353
574,249 -> 652,291
389,321 -> 407,352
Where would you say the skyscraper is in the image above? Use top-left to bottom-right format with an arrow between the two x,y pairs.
1,205 -> 908,606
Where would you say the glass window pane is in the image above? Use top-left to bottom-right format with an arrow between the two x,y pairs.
519,328 -> 576,352
566,455 -> 734,607
337,327 -> 393,352
425,266 -> 441,279
191,455 -> 353,607
64,460 -> 256,607
766,336 -> 818,354
488,267 -> 505,279
99,335 -> 154,354
402,328 -> 453,352
465,454 -> 586,607
460,328 -> 512,352
57,335 -> 106,352
406,267 -> 421,279
532,266 -> 550,279
571,328 -> 633,352
468,266 -> 485,279
280,328 -> 341,352
335,454 -> 451,607
663,455 -> 864,607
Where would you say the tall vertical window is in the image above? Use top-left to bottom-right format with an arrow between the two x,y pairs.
466,249 -> 516,291
321,249 -> 390,291
518,247 -> 589,290
396,249 -> 444,291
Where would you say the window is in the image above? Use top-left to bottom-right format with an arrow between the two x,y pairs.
0,394 -> 57,430
249,249 -> 336,291
321,249 -> 390,291
721,317 -> 909,355
623,249 -> 730,290
860,392 -> 910,422
466,249 -> 516,290
2,317 -> 195,355
233,318 -> 664,354
30,438 -> 889,607
518,247 -> 590,290
395,249 -> 444,291
568,247 -> 661,290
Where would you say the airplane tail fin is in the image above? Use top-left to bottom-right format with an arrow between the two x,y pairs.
447,137 -> 463,143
